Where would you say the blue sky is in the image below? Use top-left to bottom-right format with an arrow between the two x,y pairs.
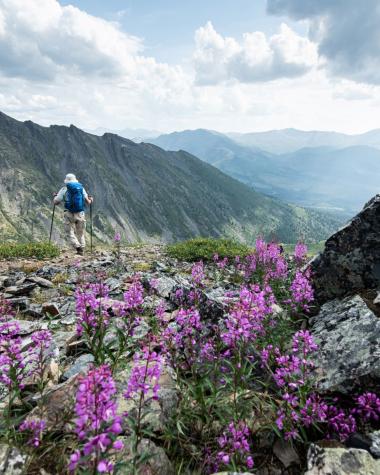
0,0 -> 378,133
60,0 -> 298,63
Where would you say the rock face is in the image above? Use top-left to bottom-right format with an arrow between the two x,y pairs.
311,195 -> 380,303
115,438 -> 175,475
0,444 -> 29,475
309,295 -> 380,393
305,444 -> 380,475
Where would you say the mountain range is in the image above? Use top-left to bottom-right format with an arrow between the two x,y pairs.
229,128 -> 380,154
151,129 -> 380,213
0,111 -> 342,245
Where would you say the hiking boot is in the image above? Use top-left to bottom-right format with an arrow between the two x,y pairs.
76,247 -> 84,256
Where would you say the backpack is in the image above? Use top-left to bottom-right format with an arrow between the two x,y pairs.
65,182 -> 85,213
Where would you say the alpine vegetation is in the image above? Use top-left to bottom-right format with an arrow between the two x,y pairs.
0,237 -> 378,474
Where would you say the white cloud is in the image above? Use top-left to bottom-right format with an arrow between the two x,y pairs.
0,0 -> 142,80
193,21 -> 318,84
267,0 -> 380,85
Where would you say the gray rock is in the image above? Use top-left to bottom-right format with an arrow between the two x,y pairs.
4,283 -> 37,296
0,444 -> 29,474
36,265 -> 63,279
0,319 -> 41,336
0,276 -> 8,289
153,276 -> 177,298
200,287 -> 229,322
60,314 -> 76,325
305,444 -> 380,474
62,354 -> 94,381
59,300 -> 75,313
52,331 -> 77,356
105,277 -> 121,292
116,363 -> 177,433
26,276 -> 54,288
4,297 -> 30,311
311,194 -> 380,303
24,303 -> 43,319
309,295 -> 380,392
273,439 -> 300,468
27,374 -> 80,431
370,431 -> 380,459
115,438 -> 175,475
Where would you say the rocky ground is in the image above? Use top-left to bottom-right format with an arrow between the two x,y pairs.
1,198 -> 380,474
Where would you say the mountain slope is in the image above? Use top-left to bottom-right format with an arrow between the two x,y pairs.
150,129 -> 279,189
151,129 -> 380,213
229,128 -> 380,154
0,112 -> 342,244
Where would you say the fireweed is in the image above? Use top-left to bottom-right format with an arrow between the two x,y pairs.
75,278 -> 144,367
123,343 -> 162,470
75,282 -> 111,364
216,421 -> 254,472
69,365 -> 123,474
2,241 -> 379,474
107,278 -> 144,371
19,418 -> 47,447
0,322 -> 53,443
114,232 -> 121,259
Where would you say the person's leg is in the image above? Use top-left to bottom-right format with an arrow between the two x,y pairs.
74,212 -> 86,250
64,211 -> 81,250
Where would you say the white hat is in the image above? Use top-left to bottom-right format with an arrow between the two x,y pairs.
64,173 -> 78,184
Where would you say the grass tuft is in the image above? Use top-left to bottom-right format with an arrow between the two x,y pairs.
0,242 -> 60,259
167,237 -> 252,262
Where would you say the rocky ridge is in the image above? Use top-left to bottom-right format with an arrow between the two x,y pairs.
0,110 -> 343,245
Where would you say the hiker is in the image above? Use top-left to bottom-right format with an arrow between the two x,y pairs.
53,174 -> 93,255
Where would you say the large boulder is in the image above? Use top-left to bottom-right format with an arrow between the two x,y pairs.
305,444 -> 380,475
310,195 -> 380,303
309,295 -> 380,393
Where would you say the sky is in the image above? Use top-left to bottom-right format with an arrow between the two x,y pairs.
0,0 -> 379,134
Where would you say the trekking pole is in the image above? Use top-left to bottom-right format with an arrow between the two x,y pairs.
90,201 -> 93,254
49,204 -> 56,244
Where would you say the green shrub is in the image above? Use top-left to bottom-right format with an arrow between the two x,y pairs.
167,237 -> 252,262
0,242 -> 60,259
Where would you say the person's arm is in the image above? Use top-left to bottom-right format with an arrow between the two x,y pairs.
53,187 -> 66,205
83,188 -> 93,205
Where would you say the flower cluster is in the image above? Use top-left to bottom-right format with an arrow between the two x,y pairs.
354,392 -> 380,422
326,405 -> 357,441
75,282 -> 110,336
19,418 -> 46,447
217,421 -> 254,471
213,254 -> 229,270
191,261 -> 205,286
237,239 -> 288,283
70,365 -> 123,474
287,269 -> 314,312
221,285 -> 275,347
0,319 -> 27,390
294,242 -> 308,265
123,279 -> 144,311
162,307 -> 203,367
124,347 -> 162,401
